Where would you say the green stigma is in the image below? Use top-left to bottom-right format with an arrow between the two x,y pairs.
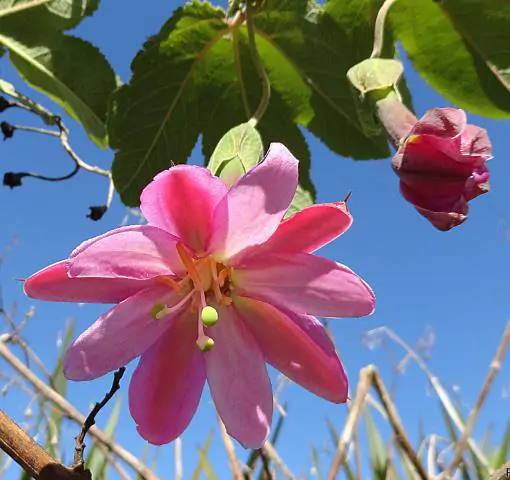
201,306 -> 219,326
151,303 -> 166,320
197,336 -> 215,352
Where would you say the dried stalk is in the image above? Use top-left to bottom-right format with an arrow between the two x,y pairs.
218,416 -> 243,479
0,339 -> 159,480
438,321 -> 510,479
0,410 -> 89,480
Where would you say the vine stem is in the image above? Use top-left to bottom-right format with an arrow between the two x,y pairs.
370,0 -> 398,59
245,1 -> 270,126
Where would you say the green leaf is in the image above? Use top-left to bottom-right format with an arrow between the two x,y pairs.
199,28 -> 316,213
192,430 -> 214,480
285,184 -> 313,218
208,122 -> 264,186
0,27 -> 116,145
342,460 -> 357,480
438,401 -> 480,480
109,1 -> 227,206
193,430 -> 218,480
491,421 -> 510,469
252,0 -> 390,159
347,59 -> 404,95
0,0 -> 99,30
86,396 -> 122,479
391,0 -> 510,118
363,407 -> 389,480
311,445 -> 322,480
325,417 -> 339,447
110,0 -> 399,207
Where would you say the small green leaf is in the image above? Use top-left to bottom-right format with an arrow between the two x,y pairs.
364,407 -> 389,480
391,0 -> 510,118
208,122 -> 264,186
285,184 -> 313,219
325,417 -> 340,447
196,445 -> 218,480
0,28 -> 116,146
439,402 -> 482,480
491,421 -> 510,469
311,445 -> 322,480
347,59 -> 404,95
109,0 -> 227,206
192,430 -> 214,480
0,0 -> 99,30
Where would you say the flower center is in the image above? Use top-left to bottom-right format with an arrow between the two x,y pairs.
152,243 -> 233,352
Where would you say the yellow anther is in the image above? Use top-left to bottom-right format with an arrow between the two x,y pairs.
176,243 -> 202,287
405,134 -> 421,145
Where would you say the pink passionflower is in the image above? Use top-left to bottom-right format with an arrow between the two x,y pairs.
24,143 -> 375,448
391,108 -> 492,231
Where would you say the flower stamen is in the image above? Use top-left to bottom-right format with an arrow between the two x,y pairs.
158,276 -> 182,293
151,289 -> 194,320
217,267 -> 230,288
176,243 -> 202,287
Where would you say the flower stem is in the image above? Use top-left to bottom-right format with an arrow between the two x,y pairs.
370,0 -> 398,59
245,1 -> 270,127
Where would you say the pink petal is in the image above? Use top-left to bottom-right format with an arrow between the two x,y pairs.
413,204 -> 467,231
251,202 -> 352,258
68,225 -> 184,280
209,143 -> 298,261
233,253 -> 375,318
140,166 -> 228,253
460,125 -> 493,162
129,311 -> 206,445
412,108 -> 466,139
63,285 -> 183,380
236,297 -> 347,402
205,306 -> 273,448
24,260 -> 156,304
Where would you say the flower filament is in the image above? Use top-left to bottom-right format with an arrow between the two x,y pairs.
152,243 -> 233,352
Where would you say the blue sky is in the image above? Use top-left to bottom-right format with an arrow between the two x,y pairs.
1,1 -> 509,479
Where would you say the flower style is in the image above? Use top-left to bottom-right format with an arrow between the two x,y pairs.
24,143 -> 375,448
391,108 -> 492,231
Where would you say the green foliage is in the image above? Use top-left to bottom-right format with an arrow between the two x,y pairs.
0,0 -> 116,145
208,122 -> 264,186
347,58 -> 404,96
364,407 -> 389,480
109,0 -> 396,207
193,430 -> 218,480
491,422 -> 510,470
0,0 -> 100,30
439,401 -> 488,479
391,0 -> 510,118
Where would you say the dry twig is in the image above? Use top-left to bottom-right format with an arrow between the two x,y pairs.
0,338 -> 159,480
327,365 -> 428,480
73,367 -> 126,470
